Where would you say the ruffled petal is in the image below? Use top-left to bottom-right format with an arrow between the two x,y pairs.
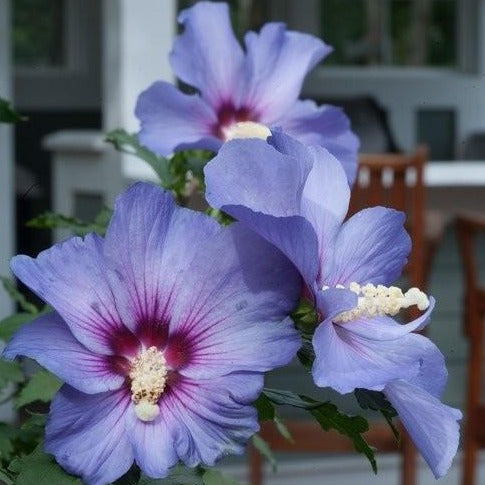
243,23 -> 331,122
205,137 -> 312,217
45,386 -> 133,485
323,207 -> 411,287
136,81 -> 221,156
277,100 -> 359,185
384,379 -> 461,479
103,183 -> 221,348
170,2 -> 244,107
167,223 -> 301,378
11,234 -> 129,355
205,135 -> 320,283
2,312 -> 124,394
162,373 -> 262,467
125,406 -> 178,479
312,317 -> 438,394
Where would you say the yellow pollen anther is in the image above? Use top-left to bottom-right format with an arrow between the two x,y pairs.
224,121 -> 271,141
325,282 -> 430,323
129,346 -> 167,422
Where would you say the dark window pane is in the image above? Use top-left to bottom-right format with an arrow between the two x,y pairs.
13,0 -> 64,68
322,0 -> 456,67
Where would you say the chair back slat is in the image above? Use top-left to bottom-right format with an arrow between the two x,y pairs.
350,146 -> 428,289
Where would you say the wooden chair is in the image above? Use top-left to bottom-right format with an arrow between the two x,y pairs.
457,213 -> 485,485
249,146 -> 445,485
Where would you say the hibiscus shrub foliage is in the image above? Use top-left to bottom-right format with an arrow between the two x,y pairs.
0,2 -> 460,485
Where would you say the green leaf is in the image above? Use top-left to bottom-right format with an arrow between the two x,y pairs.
202,469 -> 241,485
16,370 -> 62,408
8,444 -> 81,484
263,389 -> 377,473
0,360 -> 24,387
0,277 -> 38,314
304,396 -> 377,474
27,210 -> 110,236
138,465 -> 204,484
273,415 -> 293,442
251,434 -> 277,472
254,393 -> 275,421
0,313 -> 35,342
354,388 -> 400,441
105,129 -> 171,185
0,424 -> 18,462
0,98 -> 26,123
0,467 -> 13,485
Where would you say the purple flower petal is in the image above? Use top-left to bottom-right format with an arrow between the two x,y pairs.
11,234 -> 131,355
170,2 -> 245,107
125,406 -> 178,479
2,312 -> 124,394
323,207 -> 411,287
167,223 -> 301,378
312,316 -> 438,394
384,379 -> 461,479
277,100 -> 359,185
103,183 -> 221,347
162,373 -> 262,466
243,23 -> 331,122
136,81 -> 221,156
45,386 -> 133,485
206,137 -> 312,217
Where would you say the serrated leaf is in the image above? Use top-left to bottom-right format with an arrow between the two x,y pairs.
27,211 -> 108,236
0,313 -> 35,342
0,277 -> 38,314
354,389 -> 399,441
202,469 -> 241,485
0,467 -> 13,485
263,389 -> 377,473
138,465 -> 204,484
303,397 -> 377,474
0,98 -> 26,123
105,129 -> 171,185
16,371 -> 62,408
8,444 -> 81,484
0,360 -> 24,387
251,434 -> 277,472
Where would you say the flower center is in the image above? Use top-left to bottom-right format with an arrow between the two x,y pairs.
323,282 -> 430,323
224,121 -> 271,141
129,346 -> 167,422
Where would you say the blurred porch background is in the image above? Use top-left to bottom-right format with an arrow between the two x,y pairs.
2,0 -> 485,483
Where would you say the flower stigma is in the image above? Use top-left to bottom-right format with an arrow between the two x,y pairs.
129,346 -> 168,422
323,282 -> 430,323
224,121 -> 271,141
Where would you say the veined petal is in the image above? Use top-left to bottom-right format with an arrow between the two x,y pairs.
384,379 -> 461,479
323,207 -> 411,287
104,183 -> 221,348
171,2 -> 245,107
2,312 -> 124,394
136,81 -> 220,156
312,319 -> 436,394
243,23 -> 331,122
125,406 -> 178,479
45,386 -> 133,485
205,137 -> 312,217
167,223 -> 302,378
11,234 -> 129,355
162,373 -> 262,467
277,100 -> 359,185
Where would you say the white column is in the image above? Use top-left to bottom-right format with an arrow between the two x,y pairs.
102,0 -> 176,181
0,0 -> 14,318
